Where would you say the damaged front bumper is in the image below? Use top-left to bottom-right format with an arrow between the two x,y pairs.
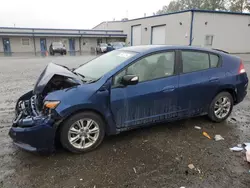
9,94 -> 59,153
9,119 -> 56,153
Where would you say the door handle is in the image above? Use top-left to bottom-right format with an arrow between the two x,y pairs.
209,77 -> 219,82
162,86 -> 175,92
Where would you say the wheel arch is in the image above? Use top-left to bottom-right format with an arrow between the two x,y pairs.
55,107 -> 115,144
216,87 -> 237,104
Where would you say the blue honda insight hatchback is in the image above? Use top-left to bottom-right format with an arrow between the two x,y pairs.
9,45 -> 248,153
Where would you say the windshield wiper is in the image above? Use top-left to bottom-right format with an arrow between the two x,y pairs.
73,72 -> 85,79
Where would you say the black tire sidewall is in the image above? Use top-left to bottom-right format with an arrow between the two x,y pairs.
60,112 -> 105,153
208,92 -> 233,122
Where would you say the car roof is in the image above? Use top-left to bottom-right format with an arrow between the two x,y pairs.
120,45 -> 225,54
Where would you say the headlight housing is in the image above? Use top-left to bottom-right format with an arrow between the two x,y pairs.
44,101 -> 60,109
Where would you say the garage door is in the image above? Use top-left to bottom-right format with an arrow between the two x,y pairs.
132,25 -> 141,46
151,25 -> 166,45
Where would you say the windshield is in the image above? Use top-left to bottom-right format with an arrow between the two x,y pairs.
74,50 -> 137,80
52,42 -> 63,47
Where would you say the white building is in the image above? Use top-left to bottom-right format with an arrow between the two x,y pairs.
0,27 -> 126,56
93,10 -> 250,53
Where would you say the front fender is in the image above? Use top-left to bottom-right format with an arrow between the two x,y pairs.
50,90 -> 116,135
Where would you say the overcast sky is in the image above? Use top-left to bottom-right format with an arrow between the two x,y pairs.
0,0 -> 171,29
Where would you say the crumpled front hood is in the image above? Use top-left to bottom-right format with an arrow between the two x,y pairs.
33,63 -> 81,95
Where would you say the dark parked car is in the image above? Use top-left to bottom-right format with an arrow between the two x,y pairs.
49,42 -> 67,55
9,45 -> 248,154
107,42 -> 125,52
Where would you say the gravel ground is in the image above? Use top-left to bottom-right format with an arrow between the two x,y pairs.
0,54 -> 250,188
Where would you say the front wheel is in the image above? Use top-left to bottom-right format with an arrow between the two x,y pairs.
208,92 -> 233,122
60,112 -> 105,153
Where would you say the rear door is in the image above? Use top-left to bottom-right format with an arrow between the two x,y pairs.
177,50 -> 222,117
110,51 -> 179,129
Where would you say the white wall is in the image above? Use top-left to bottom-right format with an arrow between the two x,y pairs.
5,37 -> 34,53
123,12 -> 191,46
81,38 -> 97,52
192,12 -> 250,53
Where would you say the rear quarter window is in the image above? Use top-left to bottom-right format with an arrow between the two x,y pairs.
210,54 -> 220,68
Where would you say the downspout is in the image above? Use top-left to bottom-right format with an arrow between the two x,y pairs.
79,34 -> 82,55
32,29 -> 36,56
189,10 -> 194,46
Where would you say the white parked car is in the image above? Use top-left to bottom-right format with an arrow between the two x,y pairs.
96,43 -> 108,53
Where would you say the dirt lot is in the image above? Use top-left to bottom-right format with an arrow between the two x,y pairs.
0,54 -> 250,188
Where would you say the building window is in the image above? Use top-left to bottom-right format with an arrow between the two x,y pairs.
21,38 -> 30,46
205,35 -> 213,46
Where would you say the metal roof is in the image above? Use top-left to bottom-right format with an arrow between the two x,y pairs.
99,9 -> 250,23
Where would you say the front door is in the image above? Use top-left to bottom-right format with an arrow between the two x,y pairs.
2,38 -> 11,56
110,51 -> 179,129
40,38 -> 47,56
69,38 -> 75,56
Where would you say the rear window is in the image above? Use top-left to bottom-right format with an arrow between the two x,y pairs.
210,54 -> 219,68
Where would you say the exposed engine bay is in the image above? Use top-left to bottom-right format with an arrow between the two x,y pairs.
13,75 -> 79,125
36,75 -> 80,109
42,75 -> 79,97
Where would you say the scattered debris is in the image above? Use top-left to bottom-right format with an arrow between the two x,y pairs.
246,145 -> 250,162
180,187 -> 185,188
237,144 -> 243,148
214,135 -> 224,141
194,126 -> 201,130
188,164 -> 201,174
197,168 -> 201,174
230,117 -> 237,122
188,164 -> 195,170
246,151 -> 250,163
80,178 -> 83,181
203,132 -> 212,139
133,167 -> 137,174
230,146 -> 243,152
93,186 -> 96,188
244,143 -> 250,146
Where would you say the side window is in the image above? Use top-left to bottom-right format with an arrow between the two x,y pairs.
113,69 -> 126,86
210,54 -> 219,68
182,51 -> 209,73
126,52 -> 175,82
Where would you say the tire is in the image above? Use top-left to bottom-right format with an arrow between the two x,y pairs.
60,112 -> 105,153
208,92 -> 233,122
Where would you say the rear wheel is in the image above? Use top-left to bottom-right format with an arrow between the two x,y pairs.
208,92 -> 233,122
60,112 -> 105,153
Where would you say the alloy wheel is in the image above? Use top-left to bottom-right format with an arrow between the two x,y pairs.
214,96 -> 231,119
68,118 -> 100,149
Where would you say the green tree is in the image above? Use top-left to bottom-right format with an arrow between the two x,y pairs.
155,0 -> 229,15
202,0 -> 227,10
155,1 -> 185,15
229,0 -> 250,12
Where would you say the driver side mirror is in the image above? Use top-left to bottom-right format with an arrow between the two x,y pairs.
120,75 -> 139,86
